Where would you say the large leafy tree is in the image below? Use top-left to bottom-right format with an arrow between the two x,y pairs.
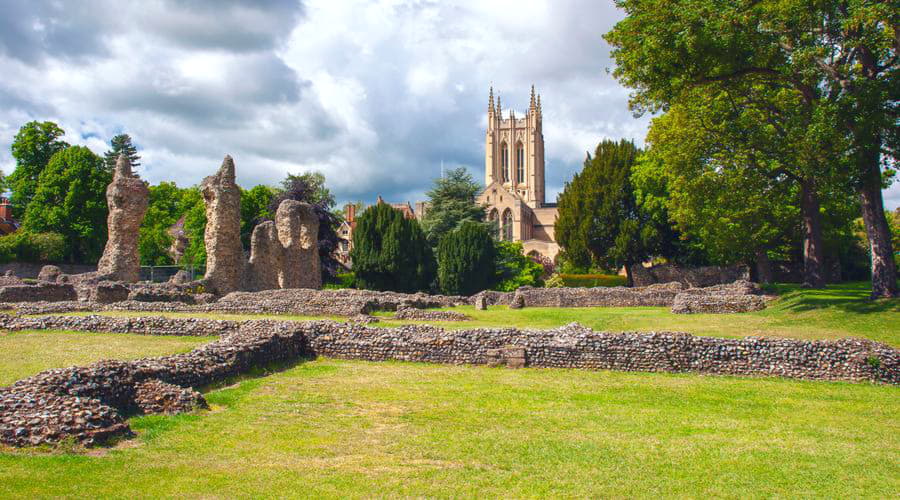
555,139 -> 669,285
8,121 -> 69,217
241,184 -> 278,249
605,0 -> 898,297
437,220 -> 495,295
350,203 -> 435,292
103,134 -> 140,171
138,182 -> 206,266
421,167 -> 486,245
22,146 -> 111,262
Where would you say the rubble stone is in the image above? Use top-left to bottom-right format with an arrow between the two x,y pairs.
96,155 -> 149,282
245,200 -> 321,291
200,155 -> 243,295
394,307 -> 470,321
38,265 -> 62,283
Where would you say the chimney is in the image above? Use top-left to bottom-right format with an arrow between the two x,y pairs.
0,198 -> 12,221
345,203 -> 356,223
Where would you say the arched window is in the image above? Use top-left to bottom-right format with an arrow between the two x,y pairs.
502,209 -> 513,241
500,142 -> 509,183
516,142 -> 524,185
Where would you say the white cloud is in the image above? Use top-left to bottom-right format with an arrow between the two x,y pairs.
0,0 -> 894,211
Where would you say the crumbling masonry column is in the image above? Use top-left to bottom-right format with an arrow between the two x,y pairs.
201,155 -> 243,295
245,199 -> 321,291
97,154 -> 149,282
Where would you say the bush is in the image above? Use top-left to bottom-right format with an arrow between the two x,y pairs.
493,241 -> 543,291
559,273 -> 627,288
0,231 -> 66,263
437,221 -> 495,295
350,203 -> 435,293
324,272 -> 355,290
544,273 -> 564,288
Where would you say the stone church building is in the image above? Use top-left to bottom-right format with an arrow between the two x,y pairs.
477,86 -> 560,260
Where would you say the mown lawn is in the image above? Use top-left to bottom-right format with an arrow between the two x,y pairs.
0,330 -> 213,385
73,282 -> 899,346
1,357 -> 897,498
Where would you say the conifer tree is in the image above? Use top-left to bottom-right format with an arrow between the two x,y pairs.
437,220 -> 495,295
350,203 -> 435,292
104,134 -> 140,171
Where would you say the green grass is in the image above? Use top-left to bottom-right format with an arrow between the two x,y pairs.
0,330 -> 213,385
1,358 -> 897,498
55,282 -> 899,346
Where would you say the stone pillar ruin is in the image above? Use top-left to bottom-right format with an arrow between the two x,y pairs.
201,155 -> 243,295
245,199 -> 321,291
96,154 -> 149,282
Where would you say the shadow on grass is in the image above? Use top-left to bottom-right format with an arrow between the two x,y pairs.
769,282 -> 900,314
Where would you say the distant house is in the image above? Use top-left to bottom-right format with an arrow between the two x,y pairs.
0,198 -> 19,235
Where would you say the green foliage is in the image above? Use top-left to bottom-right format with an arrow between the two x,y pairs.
421,167 -> 487,246
0,231 -> 65,263
240,184 -> 278,248
21,146 -> 111,263
544,273 -> 564,288
8,121 -> 69,217
138,182 -> 206,266
559,274 -> 628,288
350,203 -> 435,292
437,220 -> 495,295
277,171 -> 335,210
103,134 -> 140,171
492,240 -> 542,291
555,140 -> 671,282
180,188 -> 207,268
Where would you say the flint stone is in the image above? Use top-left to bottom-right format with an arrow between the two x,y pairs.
96,155 -> 149,282
201,155 -> 243,295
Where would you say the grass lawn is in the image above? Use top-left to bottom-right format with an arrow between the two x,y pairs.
0,330 -> 213,385
0,356 -> 897,498
70,282 -> 899,346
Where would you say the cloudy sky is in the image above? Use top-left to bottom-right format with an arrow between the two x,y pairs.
1,0 -> 897,210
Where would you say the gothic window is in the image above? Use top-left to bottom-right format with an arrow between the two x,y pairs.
516,142 -> 524,184
502,209 -> 513,241
500,142 -> 509,183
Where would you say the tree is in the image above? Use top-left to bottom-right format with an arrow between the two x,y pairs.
605,0 -> 899,297
555,140 -> 667,285
138,182 -> 204,266
421,167 -> 486,245
180,188 -> 207,268
21,146 -> 111,262
350,202 -> 435,292
240,184 -> 277,249
492,240 -> 544,291
103,134 -> 140,171
268,172 -> 341,281
437,220 -> 495,295
8,121 -> 69,217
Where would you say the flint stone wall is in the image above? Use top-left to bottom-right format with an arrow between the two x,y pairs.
200,155 -> 244,295
0,263 -> 96,279
631,264 -> 750,288
245,200 -> 321,291
1,315 -> 897,447
394,307 -> 471,321
0,283 -> 77,302
96,155 -> 149,282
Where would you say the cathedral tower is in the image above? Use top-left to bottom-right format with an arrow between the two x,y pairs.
485,85 -> 546,208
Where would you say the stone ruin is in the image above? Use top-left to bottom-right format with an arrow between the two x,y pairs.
96,155 -> 149,282
0,314 -> 896,447
200,155 -> 244,295
245,200 -> 321,291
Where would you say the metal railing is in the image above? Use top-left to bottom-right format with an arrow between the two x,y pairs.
138,265 -> 204,283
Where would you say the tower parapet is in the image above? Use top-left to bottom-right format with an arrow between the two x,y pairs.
484,86 -> 545,208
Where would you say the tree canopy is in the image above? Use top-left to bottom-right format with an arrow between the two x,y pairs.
21,146 -> 111,262
103,134 -> 140,171
421,167 -> 486,246
8,121 -> 69,217
437,220 -> 495,295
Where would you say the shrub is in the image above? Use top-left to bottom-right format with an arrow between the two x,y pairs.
493,241 -> 543,291
544,273 -> 564,288
0,231 -> 66,263
324,272 -> 355,290
350,203 -> 435,292
437,221 -> 495,295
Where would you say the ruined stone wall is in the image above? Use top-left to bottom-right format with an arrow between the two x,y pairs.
0,263 -> 96,279
200,156 -> 243,295
631,264 -> 750,288
96,155 -> 149,282
245,200 -> 321,291
1,315 -> 896,447
0,283 -> 78,302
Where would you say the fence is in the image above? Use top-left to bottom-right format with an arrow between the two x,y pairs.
139,265 -> 205,283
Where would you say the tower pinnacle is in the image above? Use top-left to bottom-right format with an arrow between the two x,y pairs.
488,86 -> 494,114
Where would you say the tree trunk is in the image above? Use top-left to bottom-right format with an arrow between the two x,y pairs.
858,171 -> 898,298
799,178 -> 826,288
623,262 -> 634,287
754,248 -> 774,284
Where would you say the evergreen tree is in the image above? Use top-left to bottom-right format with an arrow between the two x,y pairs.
22,146 -> 111,263
421,167 -> 486,246
104,134 -> 140,171
437,220 -> 495,295
350,203 -> 435,292
8,121 -> 69,217
555,139 -> 668,285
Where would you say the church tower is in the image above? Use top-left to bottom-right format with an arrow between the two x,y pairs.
485,85 -> 546,208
